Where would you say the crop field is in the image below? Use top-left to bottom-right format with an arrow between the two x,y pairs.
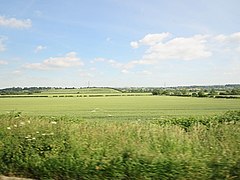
1,95 -> 240,179
0,96 -> 240,118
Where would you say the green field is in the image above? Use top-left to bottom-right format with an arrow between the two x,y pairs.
1,95 -> 240,179
0,96 -> 240,118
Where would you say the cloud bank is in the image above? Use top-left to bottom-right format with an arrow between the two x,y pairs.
0,16 -> 32,29
24,52 -> 83,70
128,32 -> 240,66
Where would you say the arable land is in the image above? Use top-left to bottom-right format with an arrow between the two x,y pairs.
0,87 -> 240,179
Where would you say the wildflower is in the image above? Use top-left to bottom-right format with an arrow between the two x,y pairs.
108,114 -> 112,117
42,133 -> 46,136
32,137 -> 36,140
49,132 -> 54,135
20,122 -> 25,126
51,121 -> 57,124
25,135 -> 31,139
7,127 -> 11,130
36,131 -> 39,134
27,120 -> 31,124
14,124 -> 18,127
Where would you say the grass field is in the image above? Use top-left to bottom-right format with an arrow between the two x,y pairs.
0,96 -> 240,118
1,95 -> 240,179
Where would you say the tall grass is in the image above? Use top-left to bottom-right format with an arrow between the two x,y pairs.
0,111 -> 240,179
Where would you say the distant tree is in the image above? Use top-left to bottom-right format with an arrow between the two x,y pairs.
159,90 -> 170,96
198,91 -> 206,97
231,88 -> 240,95
181,89 -> 188,95
209,89 -> 218,96
173,90 -> 182,96
152,90 -> 159,95
191,92 -> 198,97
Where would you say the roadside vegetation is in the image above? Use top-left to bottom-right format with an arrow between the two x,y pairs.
0,86 -> 240,179
0,111 -> 240,179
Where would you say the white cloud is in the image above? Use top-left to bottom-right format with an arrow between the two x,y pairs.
0,16 -> 32,29
92,57 -> 123,68
130,41 -> 139,49
130,32 -> 170,48
0,60 -> 8,65
121,69 -> 130,74
92,57 -> 134,74
129,33 -> 212,66
92,57 -> 106,63
144,35 -> 212,61
214,34 -> 227,43
230,32 -> 240,42
139,33 -> 170,46
214,32 -> 240,43
92,32 -> 240,76
24,52 -> 83,70
34,45 -> 46,53
214,32 -> 240,54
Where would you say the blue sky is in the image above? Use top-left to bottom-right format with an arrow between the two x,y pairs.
0,0 -> 240,88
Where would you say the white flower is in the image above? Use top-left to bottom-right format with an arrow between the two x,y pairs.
20,122 -> 25,126
7,127 -> 11,130
51,121 -> 57,124
14,124 -> 18,127
36,131 -> 39,134
25,135 -> 31,139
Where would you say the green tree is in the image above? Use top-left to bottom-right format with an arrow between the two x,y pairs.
198,91 -> 206,97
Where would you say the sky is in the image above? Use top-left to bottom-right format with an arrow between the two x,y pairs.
0,0 -> 240,88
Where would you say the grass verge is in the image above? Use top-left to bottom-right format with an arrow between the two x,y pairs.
0,111 -> 240,179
